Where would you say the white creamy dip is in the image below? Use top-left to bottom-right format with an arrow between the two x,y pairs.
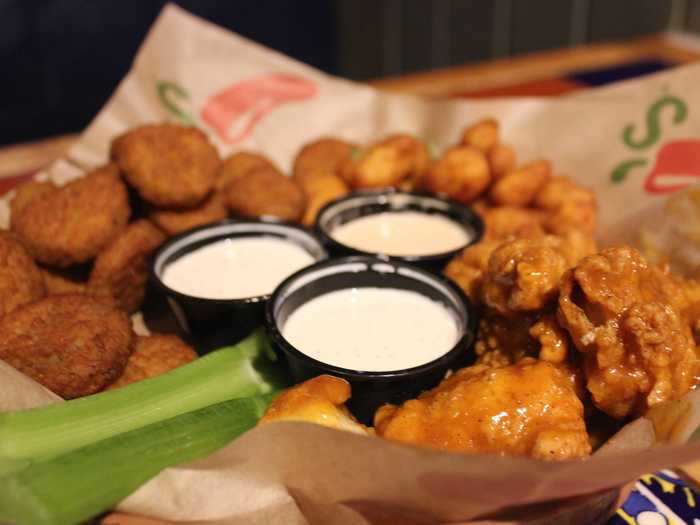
282,287 -> 460,371
162,237 -> 315,299
330,211 -> 470,256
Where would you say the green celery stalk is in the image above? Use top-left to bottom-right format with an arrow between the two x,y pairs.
0,329 -> 287,463
0,394 -> 274,525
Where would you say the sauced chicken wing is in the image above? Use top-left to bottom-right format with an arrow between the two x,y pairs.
443,239 -> 502,303
259,375 -> 369,435
558,246 -> 699,419
481,234 -> 596,315
375,358 -> 591,460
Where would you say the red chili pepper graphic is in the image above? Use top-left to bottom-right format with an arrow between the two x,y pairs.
201,73 -> 316,144
644,140 -> 700,194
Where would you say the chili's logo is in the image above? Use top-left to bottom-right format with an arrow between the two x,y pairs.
610,92 -> 700,194
155,73 -> 317,144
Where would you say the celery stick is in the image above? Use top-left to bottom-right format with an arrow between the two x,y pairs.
0,394 -> 273,525
0,329 -> 287,462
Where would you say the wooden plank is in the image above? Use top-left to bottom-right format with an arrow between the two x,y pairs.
510,0 -> 575,55
588,0 -> 672,41
368,34 -> 700,97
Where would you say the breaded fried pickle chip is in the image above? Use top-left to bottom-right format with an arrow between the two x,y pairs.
41,266 -> 88,295
149,192 -> 228,236
0,232 -> 45,316
106,334 -> 197,389
9,180 -> 57,227
225,168 -> 305,222
11,165 -> 130,267
112,123 -> 220,207
88,220 -> 166,313
217,151 -> 280,191
0,294 -> 133,398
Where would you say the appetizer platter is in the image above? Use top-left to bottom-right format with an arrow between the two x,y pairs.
5,5 -> 700,525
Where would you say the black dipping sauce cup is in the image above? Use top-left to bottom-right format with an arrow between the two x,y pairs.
151,219 -> 327,354
315,189 -> 484,273
265,256 -> 477,424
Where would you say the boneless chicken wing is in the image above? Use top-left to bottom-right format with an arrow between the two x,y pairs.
375,359 -> 591,460
259,375 -> 369,435
558,246 -> 699,419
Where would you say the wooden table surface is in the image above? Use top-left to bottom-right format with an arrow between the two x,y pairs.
4,33 -> 700,525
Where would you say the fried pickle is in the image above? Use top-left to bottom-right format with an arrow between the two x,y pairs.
217,151 -> 280,191
112,123 -> 220,207
293,137 -> 355,187
375,358 -> 591,460
88,220 -> 166,313
558,246 -> 699,418
0,294 -> 133,398
300,174 -> 349,226
224,167 -> 305,222
259,375 -> 369,434
149,191 -> 228,235
11,164 -> 130,267
0,232 -> 45,317
461,118 -> 499,153
9,180 -> 57,226
41,266 -> 88,295
106,334 -> 197,389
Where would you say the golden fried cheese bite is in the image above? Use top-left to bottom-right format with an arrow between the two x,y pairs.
11,164 -> 130,267
534,176 -> 597,236
0,231 -> 45,317
300,174 -> 349,226
461,118 -> 499,153
106,334 -> 197,389
347,134 -> 430,189
558,246 -> 699,419
0,294 -> 133,398
259,375 -> 369,435
424,145 -> 491,204
112,123 -> 220,207
489,159 -> 552,207
480,205 -> 545,240
88,220 -> 166,313
224,167 -> 305,222
375,358 -> 591,460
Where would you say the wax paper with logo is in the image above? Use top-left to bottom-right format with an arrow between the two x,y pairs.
3,4 -> 700,525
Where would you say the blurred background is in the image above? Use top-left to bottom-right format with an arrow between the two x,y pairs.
1,0 -> 698,146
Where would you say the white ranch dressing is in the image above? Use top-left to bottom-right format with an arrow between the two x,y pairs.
282,287 -> 460,371
162,237 -> 314,299
330,211 -> 470,256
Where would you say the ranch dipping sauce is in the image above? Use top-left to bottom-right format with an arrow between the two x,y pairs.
330,211 -> 471,257
282,287 -> 460,371
162,237 -> 315,299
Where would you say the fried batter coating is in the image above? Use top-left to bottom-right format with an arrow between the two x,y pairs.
299,174 -> 349,226
487,144 -> 516,179
474,312 -> 539,367
375,358 -> 591,460
149,192 -> 228,235
530,315 -> 570,364
88,220 -> 166,313
482,236 -> 568,314
259,375 -> 369,435
461,118 -> 499,153
0,294 -> 133,398
0,232 -> 45,317
293,137 -> 355,187
41,266 -> 88,295
106,334 -> 197,389
443,239 -> 502,303
424,146 -> 491,203
481,205 -> 545,240
112,123 -> 220,207
489,160 -> 551,206
535,176 -> 597,236
347,134 -> 429,189
558,247 -> 699,418
224,168 -> 305,222
9,180 -> 57,226
11,165 -> 130,267
217,151 -> 280,191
